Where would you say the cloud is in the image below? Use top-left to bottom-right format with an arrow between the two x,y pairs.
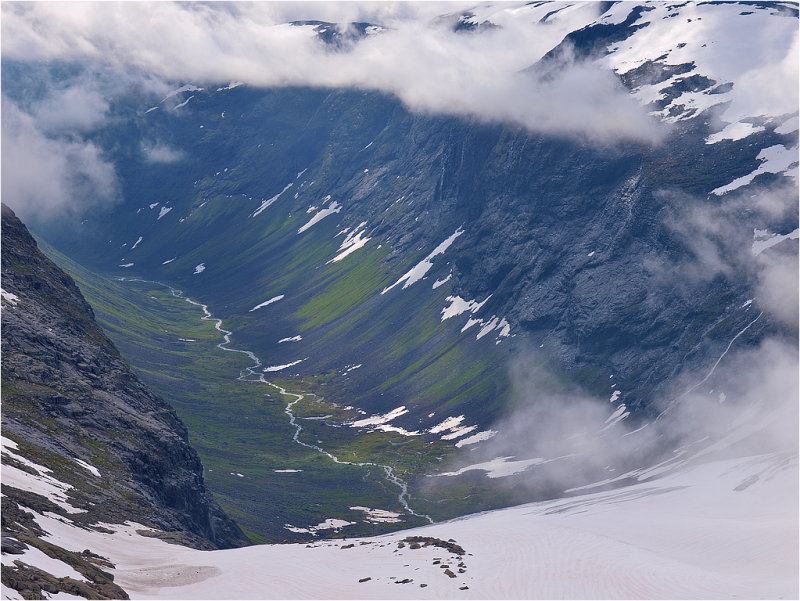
141,142 -> 185,164
426,331 -> 797,499
1,98 -> 118,222
0,1 -> 664,144
756,250 -> 799,329
29,84 -> 109,135
655,180 -> 799,309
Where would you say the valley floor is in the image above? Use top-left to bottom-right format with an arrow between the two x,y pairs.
3,452 -> 796,600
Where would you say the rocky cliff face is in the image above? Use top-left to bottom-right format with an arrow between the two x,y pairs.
1,204 -> 248,597
18,1 -> 796,437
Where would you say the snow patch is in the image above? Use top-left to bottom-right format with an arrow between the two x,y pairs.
298,202 -> 341,233
161,84 -> 203,103
130,236 -> 143,250
751,228 -> 799,255
157,206 -> 172,220
441,295 -> 490,321
193,263 -> 205,274
251,182 -> 294,218
1,441 -> 84,514
263,358 -> 306,372
249,295 -> 285,312
455,429 -> 498,448
351,406 -> 408,428
1,288 -> 20,306
382,227 -> 464,293
441,425 -> 478,440
350,506 -> 402,523
429,415 -> 465,434
432,273 -> 452,289
775,115 -> 799,135
712,144 -> 799,195
477,317 -> 500,340
74,458 -> 100,478
328,223 -> 370,263
10,545 -> 86,582
600,404 -> 630,432
173,95 -> 195,109
441,296 -> 509,341
284,518 -> 354,536
436,456 -> 546,479
705,121 -> 765,144
375,424 -> 420,436
278,335 -> 303,343
497,318 -> 511,338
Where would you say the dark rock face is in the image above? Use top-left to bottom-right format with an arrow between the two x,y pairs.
1,204 -> 248,550
7,4 -> 796,442
25,79 -> 791,430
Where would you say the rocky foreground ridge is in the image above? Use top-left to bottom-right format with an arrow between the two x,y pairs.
1,204 -> 248,599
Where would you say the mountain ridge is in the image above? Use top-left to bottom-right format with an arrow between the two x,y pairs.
1,203 -> 248,598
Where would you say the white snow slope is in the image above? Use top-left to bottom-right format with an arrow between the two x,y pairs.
2,452 -> 795,600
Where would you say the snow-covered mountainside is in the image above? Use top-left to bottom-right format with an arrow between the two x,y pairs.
1,1 -> 798,596
3,451 -> 796,599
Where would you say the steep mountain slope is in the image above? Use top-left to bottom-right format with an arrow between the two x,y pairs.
22,2 -> 796,436
1,205 -> 248,598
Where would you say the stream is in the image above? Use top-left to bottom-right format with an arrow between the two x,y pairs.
124,278 -> 433,524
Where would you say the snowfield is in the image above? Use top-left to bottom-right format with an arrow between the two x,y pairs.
2,452 -> 795,599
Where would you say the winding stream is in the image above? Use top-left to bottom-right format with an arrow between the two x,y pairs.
123,278 -> 432,524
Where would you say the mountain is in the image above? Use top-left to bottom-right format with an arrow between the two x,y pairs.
21,1 -> 796,426
1,204 -> 248,598
1,0 -> 797,587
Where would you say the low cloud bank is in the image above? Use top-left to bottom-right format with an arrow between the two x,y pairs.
1,2 -> 662,144
428,333 -> 797,500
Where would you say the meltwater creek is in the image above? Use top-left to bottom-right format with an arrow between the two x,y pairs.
123,279 -> 433,525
